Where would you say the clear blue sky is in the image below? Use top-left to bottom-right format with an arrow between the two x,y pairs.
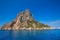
0,0 -> 60,27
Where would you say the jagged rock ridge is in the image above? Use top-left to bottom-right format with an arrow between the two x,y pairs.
1,9 -> 50,30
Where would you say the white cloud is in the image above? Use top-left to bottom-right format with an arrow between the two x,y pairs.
47,20 -> 60,27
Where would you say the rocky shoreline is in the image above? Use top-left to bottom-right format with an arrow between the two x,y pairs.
1,27 -> 60,30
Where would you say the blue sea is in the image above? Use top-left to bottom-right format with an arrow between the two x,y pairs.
0,30 -> 60,40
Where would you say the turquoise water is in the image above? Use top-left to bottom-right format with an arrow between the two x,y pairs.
0,30 -> 60,40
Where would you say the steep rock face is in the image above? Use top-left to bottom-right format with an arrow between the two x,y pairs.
1,9 -> 50,30
12,10 -> 34,30
1,10 -> 34,30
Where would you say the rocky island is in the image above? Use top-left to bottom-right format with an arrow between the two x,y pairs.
1,9 -> 50,30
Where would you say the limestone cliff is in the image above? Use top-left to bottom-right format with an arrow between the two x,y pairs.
1,9 -> 50,30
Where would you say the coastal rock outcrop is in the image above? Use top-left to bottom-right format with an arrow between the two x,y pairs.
1,9 -> 50,30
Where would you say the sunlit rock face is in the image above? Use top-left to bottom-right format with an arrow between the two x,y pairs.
1,9 -> 50,30
12,9 -> 34,30
1,9 -> 34,30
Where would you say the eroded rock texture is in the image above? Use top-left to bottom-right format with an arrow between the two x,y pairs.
1,9 -> 50,30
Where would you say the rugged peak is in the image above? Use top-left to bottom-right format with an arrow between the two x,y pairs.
1,9 -> 50,30
24,9 -> 30,15
1,9 -> 34,30
17,9 -> 31,17
25,9 -> 30,13
16,9 -> 33,21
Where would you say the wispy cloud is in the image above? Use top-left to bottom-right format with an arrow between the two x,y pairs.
47,20 -> 60,27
